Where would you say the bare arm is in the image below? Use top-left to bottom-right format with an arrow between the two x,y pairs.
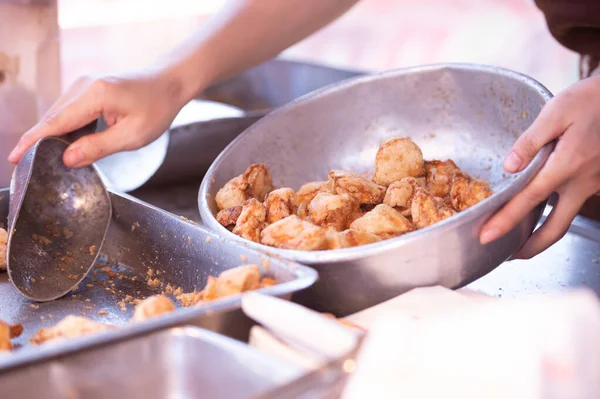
8,0 -> 359,166
158,0 -> 360,104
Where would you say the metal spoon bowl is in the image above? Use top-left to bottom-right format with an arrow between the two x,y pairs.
7,137 -> 111,302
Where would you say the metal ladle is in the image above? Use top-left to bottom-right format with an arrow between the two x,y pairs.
6,137 -> 111,302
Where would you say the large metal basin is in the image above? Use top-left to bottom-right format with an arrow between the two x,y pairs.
199,63 -> 554,316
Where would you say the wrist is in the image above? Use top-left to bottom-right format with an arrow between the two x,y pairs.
152,49 -> 217,109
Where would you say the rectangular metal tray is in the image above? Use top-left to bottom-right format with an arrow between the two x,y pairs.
0,188 -> 317,372
0,326 -> 303,399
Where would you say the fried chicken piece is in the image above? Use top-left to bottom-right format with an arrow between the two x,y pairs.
373,137 -> 425,186
177,291 -> 202,307
326,228 -> 381,250
329,170 -> 386,205
216,206 -> 243,227
264,188 -> 296,224
204,264 -> 262,301
296,202 -> 311,221
450,171 -> 494,211
215,175 -> 250,210
261,215 -> 327,251
30,315 -> 114,345
383,177 -> 426,217
215,164 -> 274,210
243,164 -> 274,201
349,204 -> 414,240
0,322 -> 10,351
232,199 -> 267,243
0,227 -> 7,271
411,188 -> 457,229
308,192 -> 360,231
132,295 -> 176,322
293,181 -> 332,207
425,159 -> 461,198
0,320 -> 21,351
260,277 -> 277,287
178,265 -> 271,307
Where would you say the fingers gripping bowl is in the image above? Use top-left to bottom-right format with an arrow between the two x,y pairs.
199,64 -> 554,316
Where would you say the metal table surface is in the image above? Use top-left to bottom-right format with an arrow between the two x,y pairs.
132,183 -> 600,299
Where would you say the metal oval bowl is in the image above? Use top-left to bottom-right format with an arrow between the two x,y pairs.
199,63 -> 553,316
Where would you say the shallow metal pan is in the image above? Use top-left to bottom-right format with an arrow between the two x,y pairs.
0,188 -> 317,372
199,63 -> 553,316
0,326 -> 303,399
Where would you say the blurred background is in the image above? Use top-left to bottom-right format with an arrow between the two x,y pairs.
0,0 -> 580,186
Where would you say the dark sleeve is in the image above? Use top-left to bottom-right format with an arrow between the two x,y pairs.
535,0 -> 600,57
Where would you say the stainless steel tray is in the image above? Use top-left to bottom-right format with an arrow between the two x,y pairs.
0,188 -> 317,372
0,326 -> 303,399
468,206 -> 600,298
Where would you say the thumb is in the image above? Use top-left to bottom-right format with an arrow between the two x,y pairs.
63,122 -> 137,168
504,98 -> 566,174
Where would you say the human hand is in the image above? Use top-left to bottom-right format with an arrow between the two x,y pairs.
480,75 -> 600,259
8,68 -> 186,168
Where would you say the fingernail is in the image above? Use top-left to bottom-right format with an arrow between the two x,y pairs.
480,227 -> 500,245
64,147 -> 85,167
504,151 -> 523,173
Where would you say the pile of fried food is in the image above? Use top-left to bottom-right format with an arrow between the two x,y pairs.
214,137 -> 494,251
0,264 -> 273,350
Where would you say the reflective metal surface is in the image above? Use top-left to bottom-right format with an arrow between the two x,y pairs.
7,137 -> 112,302
147,59 -> 364,187
200,63 -> 554,316
94,117 -> 170,193
0,187 -> 317,373
468,206 -> 600,298
0,327 -> 302,399
199,58 -> 364,111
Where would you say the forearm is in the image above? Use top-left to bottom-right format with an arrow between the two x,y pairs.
155,0 -> 359,105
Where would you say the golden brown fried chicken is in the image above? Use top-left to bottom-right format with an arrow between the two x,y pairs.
132,295 -> 176,322
215,164 -> 274,210
215,175 -> 250,210
203,264 -> 261,301
0,322 -> 10,351
383,177 -> 425,217
216,206 -> 243,227
450,171 -> 494,211
325,228 -> 381,250
177,265 -> 274,307
243,164 -> 274,201
293,181 -> 332,207
349,204 -> 414,239
308,192 -> 360,231
411,188 -> 457,229
232,199 -> 267,243
425,159 -> 460,198
296,202 -> 311,221
261,215 -> 327,251
0,227 -> 7,271
329,170 -> 386,205
264,188 -> 296,224
30,316 -> 114,345
373,137 -> 425,186
0,321 -> 20,351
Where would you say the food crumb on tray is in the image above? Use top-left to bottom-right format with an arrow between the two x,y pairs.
5,264 -> 280,350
